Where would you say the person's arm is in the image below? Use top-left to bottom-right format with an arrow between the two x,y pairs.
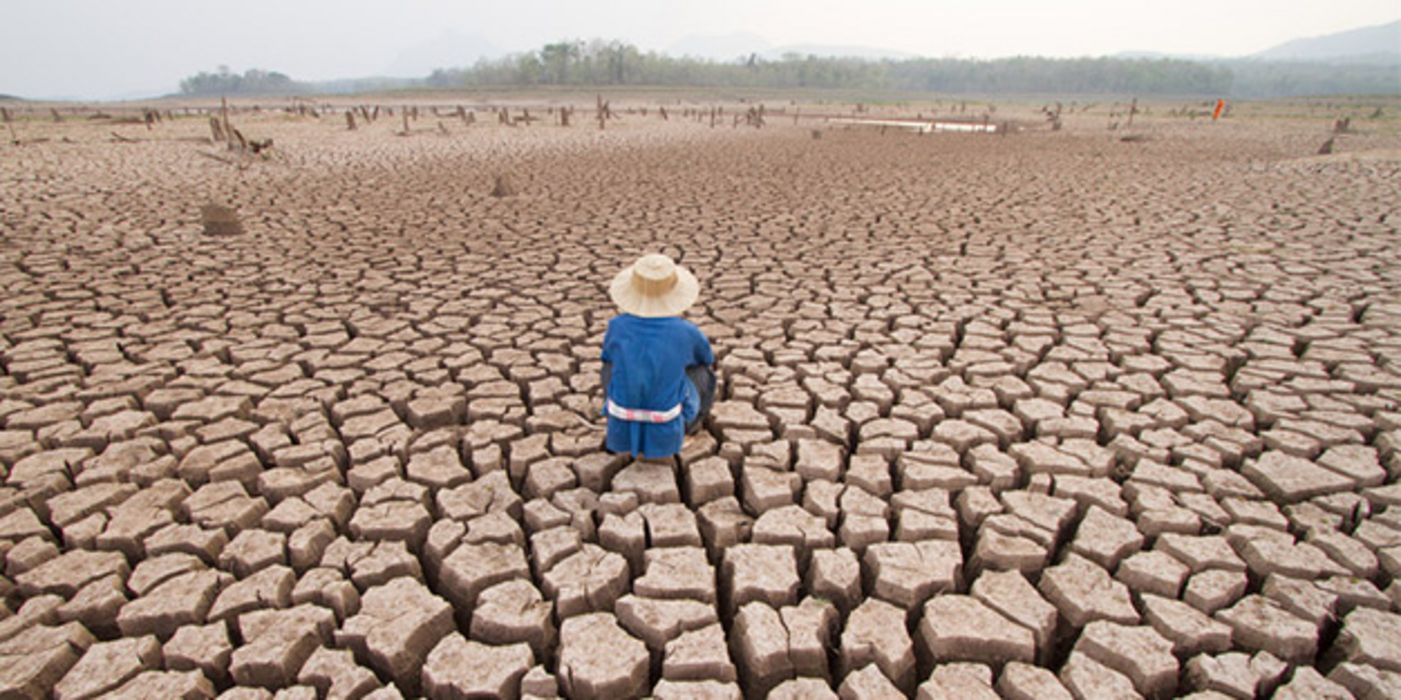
599,320 -> 615,410
691,323 -> 715,367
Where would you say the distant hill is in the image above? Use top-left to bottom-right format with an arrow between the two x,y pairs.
1251,19 -> 1401,64
764,44 -> 919,61
666,33 -> 771,61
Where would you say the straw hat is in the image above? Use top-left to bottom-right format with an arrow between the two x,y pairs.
609,254 -> 700,318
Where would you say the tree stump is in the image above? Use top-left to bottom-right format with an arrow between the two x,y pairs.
201,204 -> 243,236
491,175 -> 518,198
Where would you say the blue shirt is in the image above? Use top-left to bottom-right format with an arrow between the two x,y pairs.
601,314 -> 714,459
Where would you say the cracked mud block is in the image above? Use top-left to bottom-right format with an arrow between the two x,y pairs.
1072,621 -> 1178,697
721,543 -> 799,614
336,577 -> 453,695
840,597 -> 915,692
1038,553 -> 1139,627
731,601 -> 823,697
636,546 -> 717,604
1330,607 -> 1401,672
916,663 -> 999,700
918,594 -> 1035,668
0,622 -> 96,700
838,663 -> 905,700
1115,550 -> 1190,599
229,604 -> 335,690
1067,505 -> 1144,569
651,678 -> 744,699
663,623 -> 737,684
997,661 -> 1073,700
541,544 -> 630,618
1184,569 -> 1250,615
1328,662 -> 1401,699
209,565 -> 295,623
164,622 -> 234,684
421,633 -> 534,700
1140,594 -> 1233,656
1273,666 -> 1356,700
1213,595 -> 1317,663
117,568 -> 229,638
970,569 -> 1058,661
295,646 -> 380,700
15,548 -> 128,598
615,594 -> 718,655
1059,651 -> 1143,700
862,540 -> 962,609
769,677 -> 840,699
53,635 -> 162,700
471,579 -> 556,658
103,669 -> 214,699
556,613 -> 649,700
1184,652 -> 1262,699
437,540 -> 530,613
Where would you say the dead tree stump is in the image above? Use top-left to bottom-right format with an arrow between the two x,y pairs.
491,175 -> 518,198
201,204 -> 243,236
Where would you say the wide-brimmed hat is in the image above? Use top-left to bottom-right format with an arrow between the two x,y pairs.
609,254 -> 700,318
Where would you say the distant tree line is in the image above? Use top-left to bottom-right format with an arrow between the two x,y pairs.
426,41 -> 1232,95
178,41 -> 1399,98
179,66 -> 300,95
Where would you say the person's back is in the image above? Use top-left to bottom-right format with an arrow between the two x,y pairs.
601,254 -> 715,459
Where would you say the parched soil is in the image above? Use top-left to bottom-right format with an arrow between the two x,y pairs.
2,100 -> 1400,699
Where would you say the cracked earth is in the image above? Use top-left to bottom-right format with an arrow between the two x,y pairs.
1,98 -> 1400,699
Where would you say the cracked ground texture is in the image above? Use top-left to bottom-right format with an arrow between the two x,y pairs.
1,99 -> 1400,699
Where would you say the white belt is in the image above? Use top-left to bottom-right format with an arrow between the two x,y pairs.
607,399 -> 682,423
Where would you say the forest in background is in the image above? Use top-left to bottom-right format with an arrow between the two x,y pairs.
178,39 -> 1401,98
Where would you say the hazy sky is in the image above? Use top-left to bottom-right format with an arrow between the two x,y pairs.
2,0 -> 1397,99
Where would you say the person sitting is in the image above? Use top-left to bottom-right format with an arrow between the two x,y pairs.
600,253 -> 716,460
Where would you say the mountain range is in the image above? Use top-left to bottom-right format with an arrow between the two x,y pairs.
1250,19 -> 1400,64
655,20 -> 1400,66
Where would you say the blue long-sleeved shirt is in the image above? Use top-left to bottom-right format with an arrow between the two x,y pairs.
601,314 -> 714,458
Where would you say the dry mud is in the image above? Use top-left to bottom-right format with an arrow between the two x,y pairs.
2,102 -> 1401,699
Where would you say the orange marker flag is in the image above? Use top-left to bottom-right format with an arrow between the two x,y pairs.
1212,99 -> 1226,121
